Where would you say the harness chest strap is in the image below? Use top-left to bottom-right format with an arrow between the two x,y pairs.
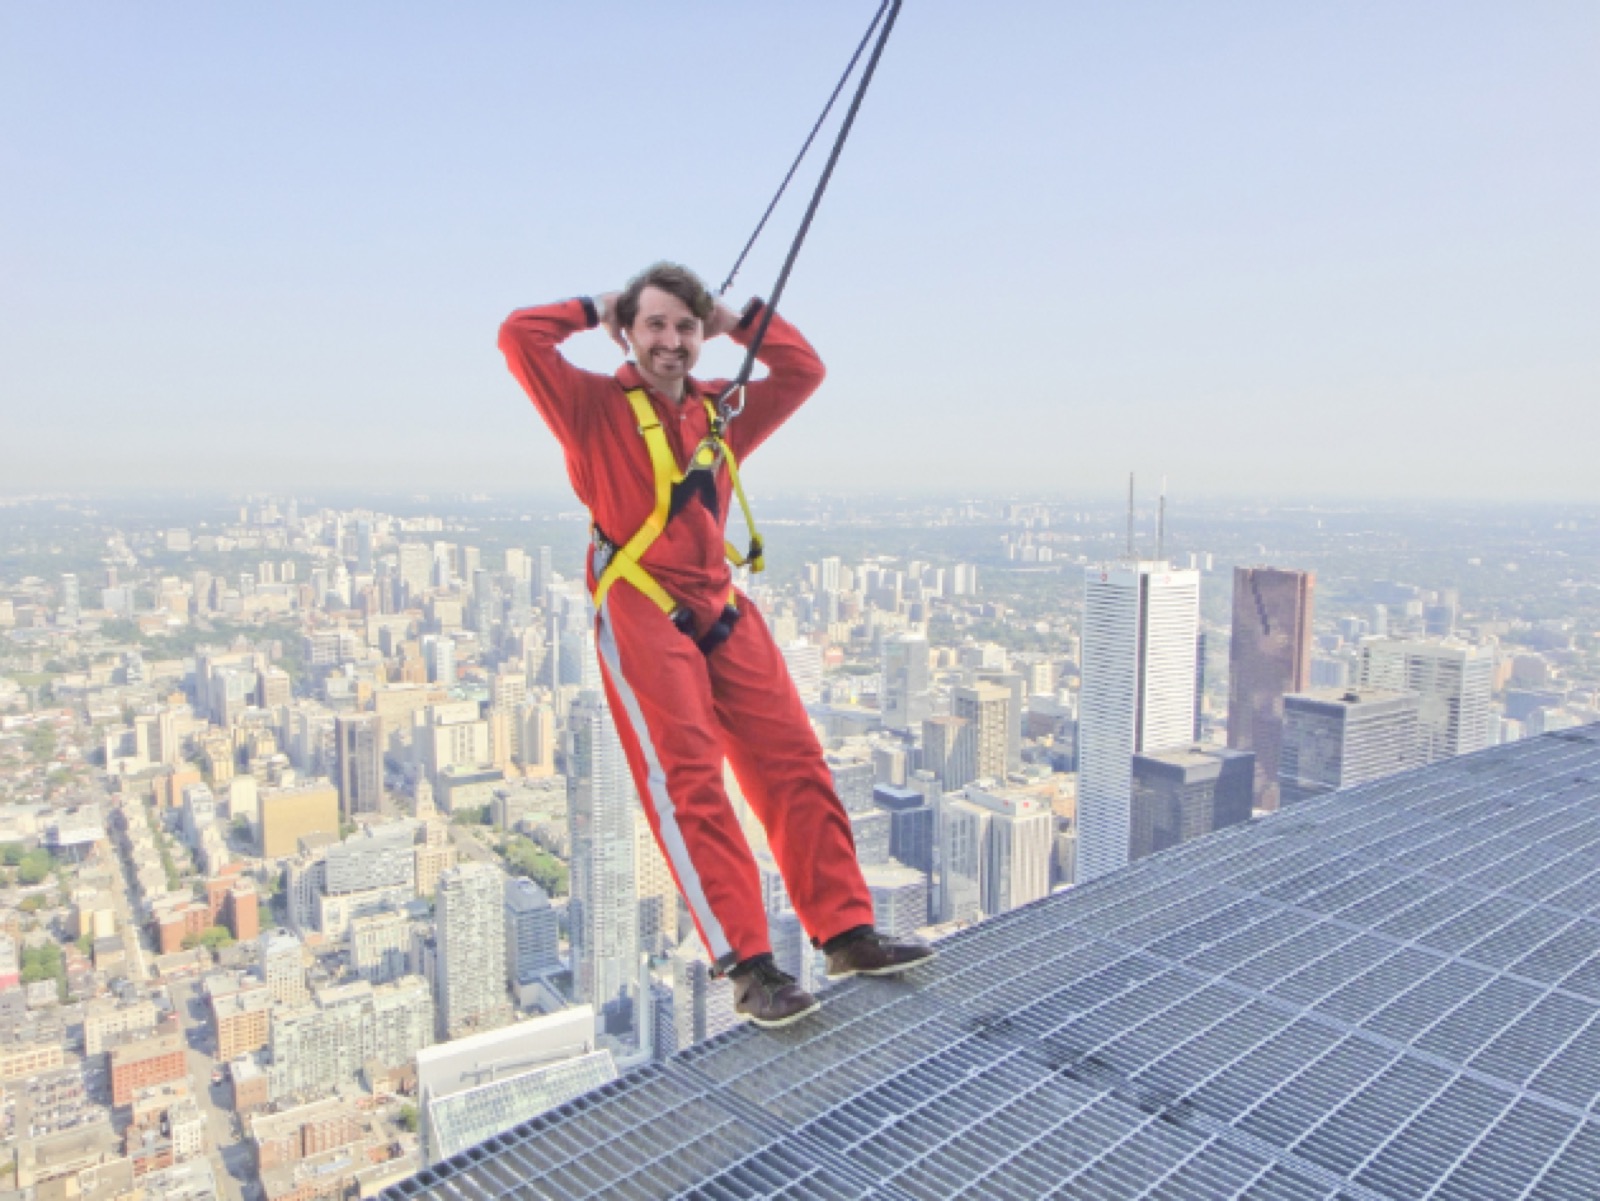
591,388 -> 765,618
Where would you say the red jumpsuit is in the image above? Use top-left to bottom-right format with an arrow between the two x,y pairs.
498,297 -> 874,971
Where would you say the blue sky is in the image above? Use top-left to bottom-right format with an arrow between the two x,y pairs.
2,2 -> 1596,500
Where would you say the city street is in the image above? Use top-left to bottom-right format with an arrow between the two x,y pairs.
169,977 -> 250,1201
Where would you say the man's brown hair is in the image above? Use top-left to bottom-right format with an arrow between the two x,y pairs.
615,262 -> 715,330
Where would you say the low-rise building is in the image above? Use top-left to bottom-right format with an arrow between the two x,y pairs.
110,1030 -> 186,1106
212,984 -> 273,1061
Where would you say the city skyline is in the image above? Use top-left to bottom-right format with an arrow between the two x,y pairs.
3,5 -> 1597,499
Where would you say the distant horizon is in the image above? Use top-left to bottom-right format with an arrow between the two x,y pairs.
3,485 -> 1598,512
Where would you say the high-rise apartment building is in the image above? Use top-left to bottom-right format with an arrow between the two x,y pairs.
422,635 -> 455,687
504,876 -> 560,985
435,862 -> 509,1040
268,977 -> 433,1102
349,910 -> 412,985
1077,562 -> 1200,883
258,928 -> 309,1007
952,682 -> 1010,783
324,822 -> 416,895
567,690 -> 639,1036
1129,745 -> 1255,861
779,641 -> 823,705
1279,689 -> 1424,803
921,716 -> 977,793
334,714 -> 384,819
881,634 -> 931,733
1226,566 -> 1314,812
1355,637 -> 1494,763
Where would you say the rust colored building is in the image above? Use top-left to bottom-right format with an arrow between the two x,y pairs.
110,1031 -> 186,1105
153,900 -> 210,954
227,882 -> 260,942
252,1098 -> 368,1173
1226,566 -> 1314,813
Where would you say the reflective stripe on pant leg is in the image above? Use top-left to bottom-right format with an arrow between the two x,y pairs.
596,598 -> 732,963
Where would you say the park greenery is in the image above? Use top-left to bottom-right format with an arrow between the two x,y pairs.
182,925 -> 235,951
2,843 -> 58,886
502,834 -> 568,898
21,942 -> 67,1000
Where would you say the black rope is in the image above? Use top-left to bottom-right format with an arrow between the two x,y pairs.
717,0 -> 891,298
718,0 -> 903,411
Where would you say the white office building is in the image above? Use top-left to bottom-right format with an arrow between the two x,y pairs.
1077,562 -> 1200,883
1355,637 -> 1495,764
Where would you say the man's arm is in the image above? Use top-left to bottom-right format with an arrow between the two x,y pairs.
497,297 -> 613,450
714,300 -> 827,460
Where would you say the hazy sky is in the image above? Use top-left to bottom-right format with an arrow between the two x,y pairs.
2,2 -> 1596,501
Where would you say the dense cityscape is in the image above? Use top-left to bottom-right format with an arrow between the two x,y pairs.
1,489 -> 1597,1200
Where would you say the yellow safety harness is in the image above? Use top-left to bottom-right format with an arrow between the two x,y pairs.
591,387 -> 765,648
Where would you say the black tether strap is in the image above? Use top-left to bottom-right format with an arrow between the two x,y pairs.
717,0 -> 893,299
716,0 -> 903,413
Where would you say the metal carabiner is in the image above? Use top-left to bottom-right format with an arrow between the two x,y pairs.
717,383 -> 747,426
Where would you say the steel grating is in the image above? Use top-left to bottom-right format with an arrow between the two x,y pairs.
382,725 -> 1600,1200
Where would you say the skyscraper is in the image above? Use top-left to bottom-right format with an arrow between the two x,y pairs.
881,633 -> 931,733
952,682 -> 1010,783
964,786 -> 1054,916
504,876 -> 560,985
1129,745 -> 1255,861
921,715 -> 976,793
934,794 -> 984,924
1355,637 -> 1494,763
334,714 -> 384,820
974,670 -> 1026,774
1077,562 -> 1200,883
1227,566 -> 1315,812
566,690 -> 640,1038
1279,689 -> 1424,802
435,862 -> 509,1040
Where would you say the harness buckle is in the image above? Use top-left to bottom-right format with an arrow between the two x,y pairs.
591,527 -> 617,575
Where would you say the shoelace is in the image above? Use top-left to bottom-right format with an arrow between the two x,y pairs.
744,959 -> 796,990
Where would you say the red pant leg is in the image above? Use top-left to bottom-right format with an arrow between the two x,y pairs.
594,586 -> 771,969
708,593 -> 875,946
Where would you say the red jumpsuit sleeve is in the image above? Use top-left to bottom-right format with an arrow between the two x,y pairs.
497,298 -> 601,452
720,303 -> 826,461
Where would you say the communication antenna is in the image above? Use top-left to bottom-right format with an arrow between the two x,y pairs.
1157,476 -> 1167,563
1126,473 -> 1135,560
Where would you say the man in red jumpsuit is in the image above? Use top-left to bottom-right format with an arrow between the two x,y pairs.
499,263 -> 932,1027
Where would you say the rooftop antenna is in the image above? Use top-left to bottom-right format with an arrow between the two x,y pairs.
1126,472 -> 1135,560
1157,475 -> 1167,563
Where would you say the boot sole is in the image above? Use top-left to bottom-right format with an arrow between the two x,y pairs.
826,951 -> 937,980
744,999 -> 822,1028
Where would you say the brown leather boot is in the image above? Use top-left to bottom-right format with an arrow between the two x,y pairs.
730,955 -> 821,1028
824,927 -> 936,979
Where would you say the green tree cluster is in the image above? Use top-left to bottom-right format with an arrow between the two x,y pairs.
21,943 -> 64,993
502,835 -> 569,898
182,925 -> 235,951
14,848 -> 56,886
450,805 -> 491,827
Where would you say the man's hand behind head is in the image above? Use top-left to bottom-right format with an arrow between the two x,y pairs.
703,299 -> 745,341
595,291 -> 628,355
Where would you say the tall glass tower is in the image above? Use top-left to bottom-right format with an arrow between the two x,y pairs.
1078,562 -> 1200,883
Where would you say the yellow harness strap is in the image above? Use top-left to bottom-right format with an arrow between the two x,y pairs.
591,387 -> 765,619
